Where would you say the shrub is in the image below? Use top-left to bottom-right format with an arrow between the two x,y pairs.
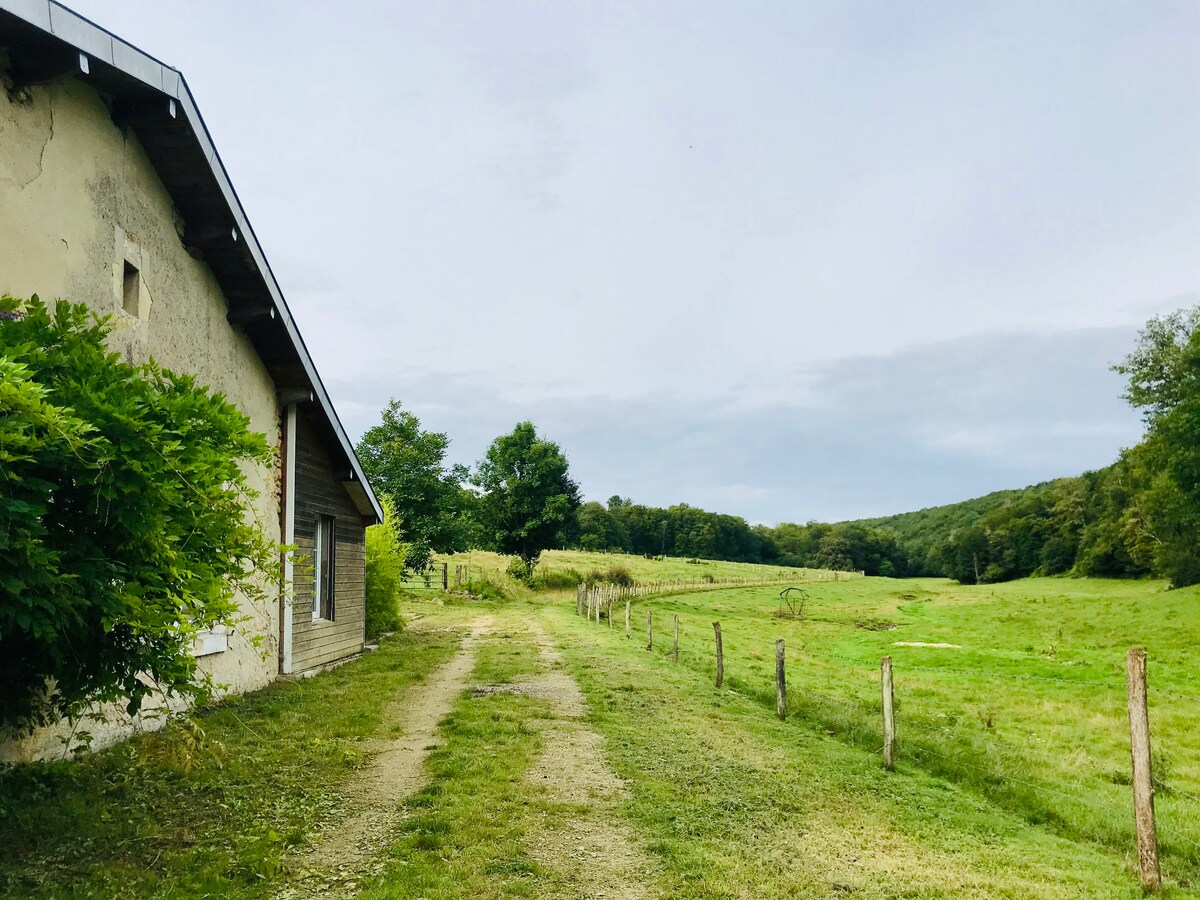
467,574 -> 509,602
505,555 -> 533,584
585,565 -> 634,587
532,567 -> 583,590
0,296 -> 276,729
364,498 -> 408,639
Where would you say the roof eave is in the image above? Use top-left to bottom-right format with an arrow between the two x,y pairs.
0,0 -> 383,524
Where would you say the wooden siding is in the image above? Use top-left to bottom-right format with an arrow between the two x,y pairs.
290,412 -> 367,671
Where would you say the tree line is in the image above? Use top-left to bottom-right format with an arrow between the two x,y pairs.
359,304 -> 1200,591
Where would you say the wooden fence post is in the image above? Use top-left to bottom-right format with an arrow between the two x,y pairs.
881,656 -> 895,771
776,639 -> 786,719
713,622 -> 724,687
673,614 -> 679,662
625,600 -> 631,638
608,597 -> 614,629
442,562 -> 448,590
1126,647 -> 1161,891
646,610 -> 653,651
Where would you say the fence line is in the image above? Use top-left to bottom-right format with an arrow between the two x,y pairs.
571,573 -> 861,610
569,584 -> 1199,888
398,562 -> 486,592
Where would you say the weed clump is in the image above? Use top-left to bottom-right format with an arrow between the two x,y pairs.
532,568 -> 584,590
585,566 -> 634,587
468,575 -> 510,602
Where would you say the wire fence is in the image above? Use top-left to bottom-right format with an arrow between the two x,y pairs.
572,581 -> 1200,890
397,563 -> 485,592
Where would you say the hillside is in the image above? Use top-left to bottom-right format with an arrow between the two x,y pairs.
845,477 -> 1077,574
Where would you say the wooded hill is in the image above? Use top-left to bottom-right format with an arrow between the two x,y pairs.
577,306 -> 1200,589
840,467 -> 1140,582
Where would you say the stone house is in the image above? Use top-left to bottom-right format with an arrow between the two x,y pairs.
0,1 -> 382,758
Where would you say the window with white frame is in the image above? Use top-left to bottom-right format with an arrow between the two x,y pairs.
312,514 -> 335,620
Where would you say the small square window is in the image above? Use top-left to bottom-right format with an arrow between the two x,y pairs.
122,261 -> 140,316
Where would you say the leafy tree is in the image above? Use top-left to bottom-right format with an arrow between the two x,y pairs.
1115,306 -> 1200,421
0,296 -> 276,730
356,399 -> 468,571
474,422 -> 581,578
578,501 -> 629,551
1114,306 -> 1200,586
938,525 -> 990,584
811,531 -> 856,572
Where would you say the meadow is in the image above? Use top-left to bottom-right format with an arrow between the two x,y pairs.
543,574 -> 1200,890
437,548 -> 846,585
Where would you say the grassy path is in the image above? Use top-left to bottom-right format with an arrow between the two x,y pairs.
518,615 -> 658,900
279,616 -> 494,899
0,605 -> 657,899
354,607 -> 657,899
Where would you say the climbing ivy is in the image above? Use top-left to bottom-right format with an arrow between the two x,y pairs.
0,295 -> 277,730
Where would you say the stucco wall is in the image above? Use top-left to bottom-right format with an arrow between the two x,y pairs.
0,75 -> 283,759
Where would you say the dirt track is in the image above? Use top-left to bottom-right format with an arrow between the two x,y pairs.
278,612 -> 655,899
278,616 -> 493,899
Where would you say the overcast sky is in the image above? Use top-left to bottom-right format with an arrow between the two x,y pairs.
73,1 -> 1200,522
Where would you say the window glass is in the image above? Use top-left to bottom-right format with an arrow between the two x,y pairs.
312,515 -> 335,620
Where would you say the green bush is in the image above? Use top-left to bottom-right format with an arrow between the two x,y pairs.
532,567 -> 583,590
505,555 -> 533,584
364,498 -> 408,639
467,574 -> 509,602
0,296 -> 276,729
585,565 -> 634,587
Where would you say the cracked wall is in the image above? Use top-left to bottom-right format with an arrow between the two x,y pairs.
0,75 -> 284,760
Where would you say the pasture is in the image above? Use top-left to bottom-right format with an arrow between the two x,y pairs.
437,548 -> 842,585
545,574 -> 1200,892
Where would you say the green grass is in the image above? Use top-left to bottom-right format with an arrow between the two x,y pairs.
437,548 -> 844,588
0,628 -> 458,898
540,596 -> 1184,898
5,575 -> 1197,897
545,575 -> 1200,893
357,621 -> 554,899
